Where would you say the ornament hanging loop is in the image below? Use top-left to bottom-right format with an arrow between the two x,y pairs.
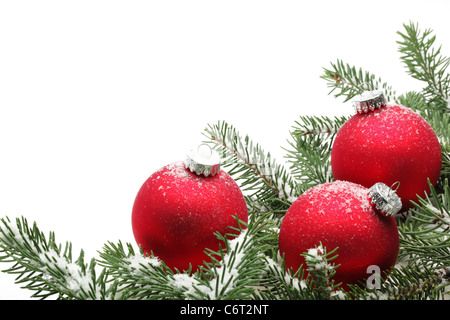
197,143 -> 214,159
390,181 -> 400,193
185,143 -> 221,177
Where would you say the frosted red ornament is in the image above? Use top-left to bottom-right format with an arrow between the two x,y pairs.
279,180 -> 400,289
331,91 -> 442,211
131,145 -> 248,272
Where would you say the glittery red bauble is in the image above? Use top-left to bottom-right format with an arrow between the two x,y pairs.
132,161 -> 248,272
331,104 -> 442,211
279,180 -> 399,289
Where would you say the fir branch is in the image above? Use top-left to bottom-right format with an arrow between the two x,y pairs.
203,121 -> 298,213
284,115 -> 347,191
98,240 -> 193,300
384,264 -> 448,300
397,179 -> 450,267
0,216 -> 116,300
199,219 -> 269,299
302,243 -> 341,300
346,263 -> 449,300
442,151 -> 450,184
397,91 -> 428,113
99,214 -> 273,300
255,243 -> 345,300
321,59 -> 397,103
397,21 -> 450,109
255,253 -> 314,300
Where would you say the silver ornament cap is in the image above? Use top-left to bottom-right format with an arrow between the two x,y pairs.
353,90 -> 387,114
185,144 -> 221,177
368,182 -> 402,217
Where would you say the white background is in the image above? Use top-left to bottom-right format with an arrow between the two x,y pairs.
0,0 -> 449,299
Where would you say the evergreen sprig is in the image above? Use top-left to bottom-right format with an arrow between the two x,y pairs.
255,254 -> 311,300
301,243 -> 340,300
199,215 -> 272,300
284,115 -> 348,191
321,59 -> 397,103
0,216 -> 116,300
384,264 -> 449,300
347,263 -> 449,300
203,121 -> 298,214
98,240 -> 179,300
254,244 -> 342,300
98,213 -> 276,300
397,179 -> 450,267
397,21 -> 450,110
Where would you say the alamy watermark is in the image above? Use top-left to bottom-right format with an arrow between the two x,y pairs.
366,265 -> 382,289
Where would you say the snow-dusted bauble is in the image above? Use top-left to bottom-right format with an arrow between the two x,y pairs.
278,180 -> 400,289
331,90 -> 442,211
131,145 -> 248,272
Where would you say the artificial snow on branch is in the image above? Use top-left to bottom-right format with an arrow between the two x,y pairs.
0,216 -> 115,300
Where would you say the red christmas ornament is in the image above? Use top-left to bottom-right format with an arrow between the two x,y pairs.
279,180 -> 400,289
331,90 -> 442,211
132,145 -> 248,272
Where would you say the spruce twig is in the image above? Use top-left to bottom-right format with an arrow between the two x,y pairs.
284,115 -> 348,190
0,216 -> 116,300
321,59 -> 397,103
397,179 -> 450,266
203,121 -> 298,214
397,21 -> 450,110
302,243 -> 340,300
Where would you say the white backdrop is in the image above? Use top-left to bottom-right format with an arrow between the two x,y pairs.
0,0 -> 449,299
